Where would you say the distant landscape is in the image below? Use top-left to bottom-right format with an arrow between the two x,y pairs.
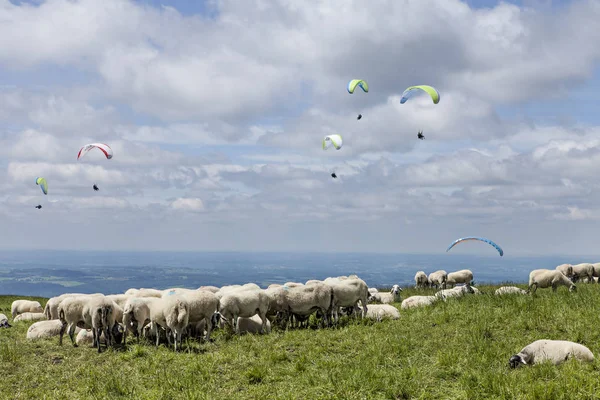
0,250 -> 594,297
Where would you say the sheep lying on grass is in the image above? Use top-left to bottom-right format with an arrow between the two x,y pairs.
495,286 -> 528,295
236,315 -> 272,334
14,312 -> 47,322
435,285 -> 475,301
362,304 -> 400,322
528,269 -> 576,293
11,300 -> 43,318
401,295 -> 437,310
27,320 -> 81,340
509,340 -> 594,368
368,285 -> 402,304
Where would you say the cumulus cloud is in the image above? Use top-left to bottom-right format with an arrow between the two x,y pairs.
0,0 -> 599,253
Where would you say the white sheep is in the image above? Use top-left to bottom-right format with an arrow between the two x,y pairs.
509,340 -> 594,368
105,294 -> 131,308
435,285 -> 475,301
368,285 -> 402,304
236,315 -> 272,334
13,312 -> 47,322
122,297 -> 163,342
215,289 -> 270,334
124,288 -> 139,296
180,290 -> 219,341
555,264 -> 573,279
368,288 -> 379,295
280,282 -> 334,328
198,286 -> 220,293
0,313 -> 10,328
428,270 -> 447,289
400,295 -> 437,310
27,320 -> 81,340
528,269 -> 576,293
571,263 -> 594,283
11,300 -> 43,318
446,269 -> 474,287
43,293 -> 95,320
592,263 -> 600,281
362,304 -> 400,322
324,277 -> 369,323
149,296 -> 189,351
305,280 -> 323,286
495,286 -> 528,295
283,282 -> 303,288
133,288 -> 164,298
414,271 -> 429,288
162,288 -> 195,297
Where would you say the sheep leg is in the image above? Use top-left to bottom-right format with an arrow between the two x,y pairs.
69,323 -> 78,347
259,313 -> 267,334
527,283 -> 537,294
96,327 -> 103,353
205,317 -> 213,342
153,323 -> 160,347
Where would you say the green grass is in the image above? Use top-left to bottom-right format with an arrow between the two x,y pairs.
2,284 -> 600,399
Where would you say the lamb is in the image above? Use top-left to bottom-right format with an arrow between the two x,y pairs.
122,297 -> 163,343
401,295 -> 437,310
13,312 -> 47,322
11,300 -> 43,318
555,264 -> 573,279
428,270 -> 447,289
435,285 -> 475,301
0,313 -> 10,328
180,290 -> 219,341
509,340 -> 594,368
324,277 -> 369,323
368,285 -> 402,304
361,304 -> 400,322
446,269 -> 474,287
214,289 -> 270,334
571,263 -> 594,283
414,271 -> 429,288
528,269 -> 576,294
27,320 -> 81,340
236,315 -> 272,334
495,286 -> 528,295
149,296 -> 189,351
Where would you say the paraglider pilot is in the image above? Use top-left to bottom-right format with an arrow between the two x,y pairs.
35,205 -> 42,209
93,184 -> 99,191
331,173 -> 337,179
417,130 -> 424,140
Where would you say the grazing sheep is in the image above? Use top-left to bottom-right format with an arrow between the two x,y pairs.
11,300 -> 43,318
0,313 -> 11,328
162,288 -> 195,297
361,304 -> 400,322
435,285 -> 475,301
105,294 -> 130,308
446,270 -> 474,287
368,285 -> 402,304
122,297 -> 163,343
43,293 -> 96,320
198,286 -> 220,293
428,270 -> 448,289
324,277 -> 369,323
528,269 -> 576,294
133,288 -> 164,298
555,264 -> 573,279
401,295 -> 437,310
215,289 -> 270,334
571,263 -> 595,283
268,284 -> 283,289
14,312 -> 47,322
124,288 -> 139,296
368,288 -> 379,295
150,296 -> 189,351
495,286 -> 528,295
592,263 -> 600,281
180,290 -> 219,341
280,282 -> 334,328
283,282 -> 303,288
236,315 -> 272,334
509,340 -> 594,368
305,280 -> 323,286
414,271 -> 429,288
27,320 -> 81,340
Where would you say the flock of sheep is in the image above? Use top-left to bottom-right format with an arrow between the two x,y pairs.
2,262 -> 598,368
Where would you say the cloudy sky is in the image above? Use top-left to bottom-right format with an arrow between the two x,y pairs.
1,0 -> 599,255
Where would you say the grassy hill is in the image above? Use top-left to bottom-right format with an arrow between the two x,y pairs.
1,285 -> 600,399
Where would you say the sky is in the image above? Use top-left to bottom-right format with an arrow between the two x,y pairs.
1,0 -> 600,256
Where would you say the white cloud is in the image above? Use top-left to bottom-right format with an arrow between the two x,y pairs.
171,197 -> 205,212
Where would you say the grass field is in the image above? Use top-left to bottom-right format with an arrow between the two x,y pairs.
1,284 -> 600,399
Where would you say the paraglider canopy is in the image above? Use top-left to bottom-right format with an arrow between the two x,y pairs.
35,177 -> 48,195
446,237 -> 504,256
347,79 -> 369,94
323,134 -> 343,151
400,85 -> 440,104
77,143 -> 113,160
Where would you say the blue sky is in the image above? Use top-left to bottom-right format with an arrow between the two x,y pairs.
0,0 -> 600,255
